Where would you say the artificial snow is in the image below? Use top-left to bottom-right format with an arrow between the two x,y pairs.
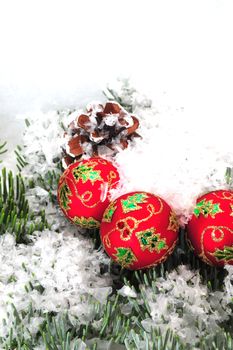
118,285 -> 137,298
222,265 -> 233,303
0,230 -> 111,339
141,265 -> 231,347
113,96 -> 233,225
0,106 -> 115,343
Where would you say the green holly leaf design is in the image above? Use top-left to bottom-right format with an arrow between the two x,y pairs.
121,193 -> 148,213
157,240 -> 166,250
136,228 -> 167,253
59,182 -> 72,211
193,199 -> 223,218
213,246 -> 233,262
114,247 -> 137,268
73,216 -> 100,228
73,164 -> 102,184
103,202 -> 117,223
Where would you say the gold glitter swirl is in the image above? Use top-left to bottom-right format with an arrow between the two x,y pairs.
59,167 -> 70,184
97,159 -> 108,165
200,225 -> 233,265
107,170 -> 117,187
153,196 -> 164,216
81,191 -> 92,202
167,211 -> 179,232
213,191 -> 233,201
68,174 -> 101,209
102,199 -> 164,249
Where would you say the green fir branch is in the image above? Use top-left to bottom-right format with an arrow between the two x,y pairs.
36,167 -> 61,204
0,140 -> 7,162
103,87 -> 134,113
25,118 -> 31,127
2,297 -> 233,350
225,167 -> 233,186
0,168 -> 50,243
14,145 -> 28,172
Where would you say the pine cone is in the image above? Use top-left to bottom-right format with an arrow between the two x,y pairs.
62,101 -> 141,166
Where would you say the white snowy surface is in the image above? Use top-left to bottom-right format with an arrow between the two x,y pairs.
141,265 -> 232,347
0,230 -> 111,338
113,99 -> 233,224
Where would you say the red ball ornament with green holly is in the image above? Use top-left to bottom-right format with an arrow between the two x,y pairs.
100,191 -> 179,270
57,158 -> 120,229
187,189 -> 233,266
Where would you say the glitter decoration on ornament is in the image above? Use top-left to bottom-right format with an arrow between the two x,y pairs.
187,189 -> 233,266
57,157 -> 120,229
100,191 -> 179,270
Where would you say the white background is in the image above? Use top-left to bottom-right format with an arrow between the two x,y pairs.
0,0 -> 233,149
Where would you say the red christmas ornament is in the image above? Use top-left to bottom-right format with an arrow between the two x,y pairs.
57,158 -> 120,229
187,189 -> 233,266
100,192 -> 179,270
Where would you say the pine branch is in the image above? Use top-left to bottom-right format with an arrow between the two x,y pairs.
103,86 -> 134,113
2,300 -> 233,350
36,166 -> 61,204
0,140 -> 7,163
0,168 -> 50,243
25,118 -> 31,127
103,79 -> 152,114
14,145 -> 28,172
225,167 -> 233,186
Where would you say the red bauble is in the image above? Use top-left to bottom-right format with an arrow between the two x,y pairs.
187,190 -> 233,266
57,158 -> 120,229
100,192 -> 179,270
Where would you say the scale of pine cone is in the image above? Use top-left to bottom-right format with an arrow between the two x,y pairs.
63,102 -> 141,166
